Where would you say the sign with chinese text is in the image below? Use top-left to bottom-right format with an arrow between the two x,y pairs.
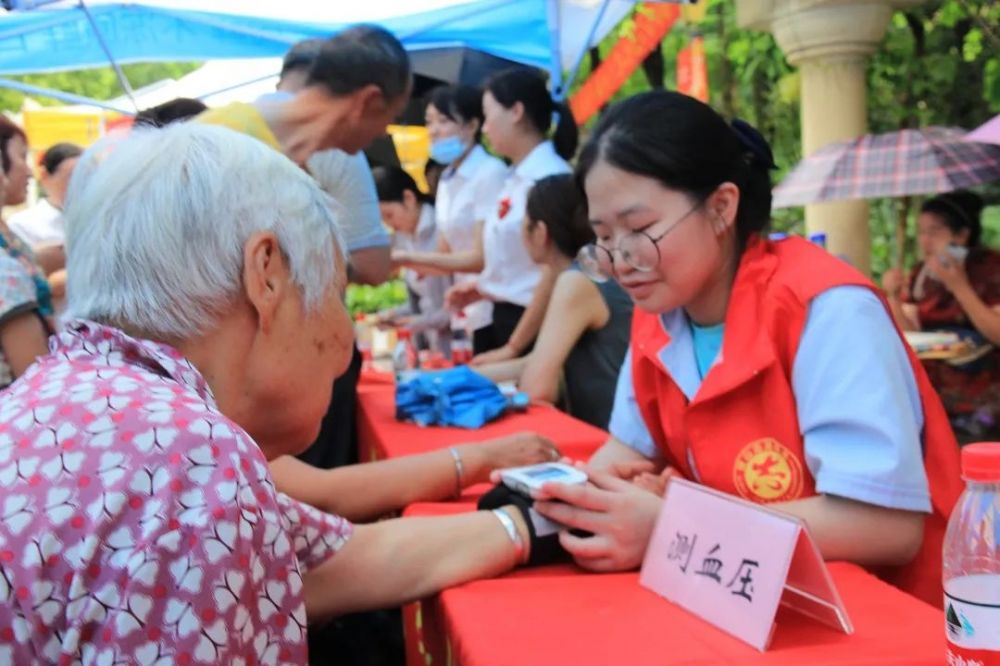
639,479 -> 853,651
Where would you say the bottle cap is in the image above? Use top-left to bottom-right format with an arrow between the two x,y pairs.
398,329 -> 412,340
961,442 -> 1000,482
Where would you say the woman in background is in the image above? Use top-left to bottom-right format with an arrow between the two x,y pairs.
373,165 -> 452,355
0,116 -> 52,390
475,174 -> 632,428
883,189 -> 999,441
395,72 -> 579,361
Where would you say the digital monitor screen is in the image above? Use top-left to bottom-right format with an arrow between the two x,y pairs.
524,466 -> 567,480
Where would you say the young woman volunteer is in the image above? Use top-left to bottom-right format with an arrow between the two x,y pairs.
475,174 -> 632,429
392,85 -> 507,338
395,71 -> 578,359
528,91 -> 962,606
372,166 -> 451,355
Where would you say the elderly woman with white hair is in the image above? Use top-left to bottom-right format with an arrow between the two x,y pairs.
0,124 -> 541,664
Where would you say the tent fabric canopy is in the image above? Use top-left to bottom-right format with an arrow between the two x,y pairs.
0,0 -> 634,80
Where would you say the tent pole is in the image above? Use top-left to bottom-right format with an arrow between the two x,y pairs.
0,78 -> 130,112
547,0 -> 564,100
563,0 -> 612,95
77,0 -> 138,112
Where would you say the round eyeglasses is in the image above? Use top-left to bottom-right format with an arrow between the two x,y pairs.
577,199 -> 705,283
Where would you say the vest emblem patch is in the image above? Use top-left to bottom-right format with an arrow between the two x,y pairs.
733,438 -> 804,503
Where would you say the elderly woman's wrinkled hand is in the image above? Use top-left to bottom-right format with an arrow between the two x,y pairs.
532,470 -> 664,573
479,432 -> 561,477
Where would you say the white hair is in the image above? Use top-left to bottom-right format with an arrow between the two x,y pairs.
64,123 -> 345,339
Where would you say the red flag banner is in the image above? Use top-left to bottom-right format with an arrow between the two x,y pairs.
676,35 -> 708,102
569,3 -> 681,125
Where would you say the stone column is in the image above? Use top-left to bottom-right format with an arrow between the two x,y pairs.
738,0 -> 916,275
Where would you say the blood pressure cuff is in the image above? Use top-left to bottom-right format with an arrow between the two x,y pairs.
477,483 -> 569,567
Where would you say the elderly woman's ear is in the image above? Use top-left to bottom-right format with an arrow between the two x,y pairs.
243,230 -> 293,332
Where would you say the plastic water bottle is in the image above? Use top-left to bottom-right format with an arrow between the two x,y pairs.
354,314 -> 373,371
450,314 -> 473,365
392,329 -> 420,380
943,442 -> 1000,665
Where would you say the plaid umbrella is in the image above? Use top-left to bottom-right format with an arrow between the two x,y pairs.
773,127 -> 1000,209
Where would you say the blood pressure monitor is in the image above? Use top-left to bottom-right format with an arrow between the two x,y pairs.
499,463 -> 588,497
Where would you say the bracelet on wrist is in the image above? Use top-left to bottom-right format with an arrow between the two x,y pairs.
448,446 -> 464,497
491,507 -> 527,565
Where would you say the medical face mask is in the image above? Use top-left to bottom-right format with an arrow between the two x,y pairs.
430,136 -> 468,165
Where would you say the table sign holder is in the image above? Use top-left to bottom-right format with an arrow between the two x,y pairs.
639,479 -> 853,651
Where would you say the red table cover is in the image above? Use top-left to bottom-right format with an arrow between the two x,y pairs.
356,379 -> 609,463
402,502 -> 946,666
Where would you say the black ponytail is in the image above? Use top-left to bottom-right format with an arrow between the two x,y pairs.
372,166 -> 431,205
486,68 -> 579,160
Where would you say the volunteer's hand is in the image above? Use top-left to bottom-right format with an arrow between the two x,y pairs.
446,282 -> 484,311
533,471 -> 663,572
632,466 -> 681,497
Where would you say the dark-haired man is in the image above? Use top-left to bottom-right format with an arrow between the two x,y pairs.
198,24 -> 411,163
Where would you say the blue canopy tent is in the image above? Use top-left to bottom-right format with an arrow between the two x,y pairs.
0,0 -> 641,109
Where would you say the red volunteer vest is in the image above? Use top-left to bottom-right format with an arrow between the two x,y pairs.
631,237 -> 962,606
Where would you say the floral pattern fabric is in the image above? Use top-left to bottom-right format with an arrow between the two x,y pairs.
0,320 -> 353,664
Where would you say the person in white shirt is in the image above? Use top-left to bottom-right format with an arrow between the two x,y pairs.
396,72 -> 579,360
8,142 -> 81,247
392,85 -> 507,339
372,165 -> 452,355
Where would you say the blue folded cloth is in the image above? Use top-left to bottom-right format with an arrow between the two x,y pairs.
395,366 -> 509,429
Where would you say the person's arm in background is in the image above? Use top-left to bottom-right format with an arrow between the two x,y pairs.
470,264 -> 560,366
0,256 -> 51,377
475,271 -> 607,403
309,150 -> 392,285
31,242 -> 65,276
928,253 -> 1000,345
395,221 -> 485,276
348,245 -> 392,285
46,269 -> 66,300
0,311 -> 50,376
881,267 -> 920,331
270,432 -> 560,523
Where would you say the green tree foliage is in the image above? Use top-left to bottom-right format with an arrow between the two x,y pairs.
570,0 -> 998,275
0,62 -> 200,112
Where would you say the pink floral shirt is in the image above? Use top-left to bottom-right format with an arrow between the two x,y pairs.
0,321 -> 353,665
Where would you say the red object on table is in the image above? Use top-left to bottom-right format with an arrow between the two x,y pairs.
402,503 -> 945,666
356,381 -> 609,463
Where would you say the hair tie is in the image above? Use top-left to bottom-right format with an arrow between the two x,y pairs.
731,118 -> 777,171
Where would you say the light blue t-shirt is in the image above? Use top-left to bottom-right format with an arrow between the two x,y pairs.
689,321 -> 724,380
608,286 -> 932,513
